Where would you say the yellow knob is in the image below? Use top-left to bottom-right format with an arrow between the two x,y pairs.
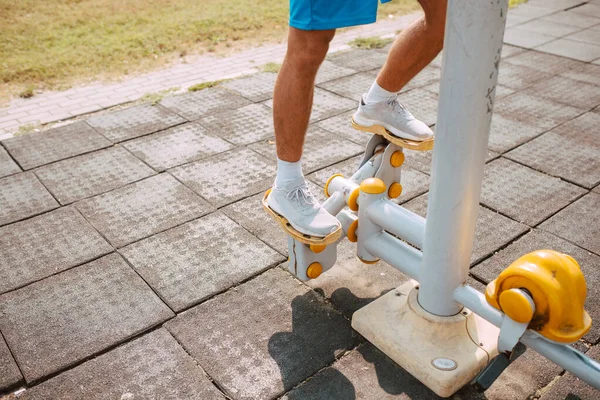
310,244 -> 326,254
307,262 -> 323,279
499,289 -> 534,324
390,151 -> 405,168
348,187 -> 360,211
324,174 -> 344,197
347,220 -> 358,243
388,182 -> 403,198
360,178 -> 386,195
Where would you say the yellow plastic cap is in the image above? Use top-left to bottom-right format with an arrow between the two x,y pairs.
324,174 -> 344,197
310,244 -> 326,254
307,262 -> 323,279
360,178 -> 387,195
499,289 -> 534,323
348,187 -> 360,211
390,151 -> 405,168
347,220 -> 358,243
358,257 -> 379,265
388,182 -> 403,199
485,249 -> 591,343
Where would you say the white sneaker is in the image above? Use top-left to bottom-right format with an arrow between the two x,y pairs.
353,94 -> 433,141
267,177 -> 341,237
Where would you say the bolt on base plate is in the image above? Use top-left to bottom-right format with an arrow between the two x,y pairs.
352,281 -> 500,398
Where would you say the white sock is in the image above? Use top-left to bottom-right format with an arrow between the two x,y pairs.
275,158 -> 303,187
365,81 -> 397,105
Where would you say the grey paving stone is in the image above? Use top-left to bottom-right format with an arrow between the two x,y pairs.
307,239 -> 409,318
121,212 -> 284,311
566,26 -> 600,45
506,13 -> 534,28
123,121 -> 234,171
201,103 -> 274,145
516,18 -> 582,37
283,343 -> 440,400
160,87 -> 251,121
498,60 -> 554,90
0,145 -> 20,178
539,345 -> 600,400
76,174 -> 212,247
318,72 -> 377,101
503,27 -> 556,49
0,172 -> 58,227
0,333 -> 23,392
20,329 -> 225,400
505,123 -> 600,188
221,181 -> 325,256
404,193 -> 529,265
524,75 -> 600,110
35,146 -> 155,205
540,192 -> 600,255
221,72 -> 277,102
249,126 -> 364,175
536,38 -> 600,62
86,104 -> 186,142
327,48 -> 388,72
397,89 -> 438,127
317,110 -> 372,146
501,44 -> 529,59
488,113 -> 544,153
407,66 -> 441,90
540,10 -> 600,28
403,147 -> 498,176
0,207 -> 112,295
1,122 -> 111,170
494,92 -> 584,132
560,62 -> 600,87
509,3 -> 559,18
471,230 -> 600,343
571,3 -> 600,18
165,268 -> 360,400
481,158 -> 586,226
0,253 -> 174,382
503,50 -> 583,75
170,147 -> 275,208
315,60 -> 359,85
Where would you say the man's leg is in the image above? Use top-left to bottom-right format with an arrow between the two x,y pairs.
377,0 -> 447,92
354,0 -> 447,141
267,27 -> 341,238
273,27 -> 335,163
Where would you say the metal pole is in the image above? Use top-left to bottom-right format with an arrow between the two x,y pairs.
367,200 -> 426,248
418,0 -> 508,316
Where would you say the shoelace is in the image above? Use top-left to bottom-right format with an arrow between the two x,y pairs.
387,96 -> 415,120
286,184 -> 318,211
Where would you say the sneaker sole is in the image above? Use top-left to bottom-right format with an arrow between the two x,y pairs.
262,189 -> 342,246
351,117 -> 435,151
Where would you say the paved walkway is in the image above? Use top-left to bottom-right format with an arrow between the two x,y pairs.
1,0 -> 600,399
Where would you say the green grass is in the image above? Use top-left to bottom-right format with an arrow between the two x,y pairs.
509,0 -> 528,8
188,80 -> 226,91
261,62 -> 281,73
350,37 -> 394,50
0,0 -> 419,101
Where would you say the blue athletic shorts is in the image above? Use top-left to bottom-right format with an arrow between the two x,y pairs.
290,0 -> 392,31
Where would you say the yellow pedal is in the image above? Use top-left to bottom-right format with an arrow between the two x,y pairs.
351,117 -> 434,151
262,189 -> 342,246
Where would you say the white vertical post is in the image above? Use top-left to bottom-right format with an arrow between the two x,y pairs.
418,0 -> 508,316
